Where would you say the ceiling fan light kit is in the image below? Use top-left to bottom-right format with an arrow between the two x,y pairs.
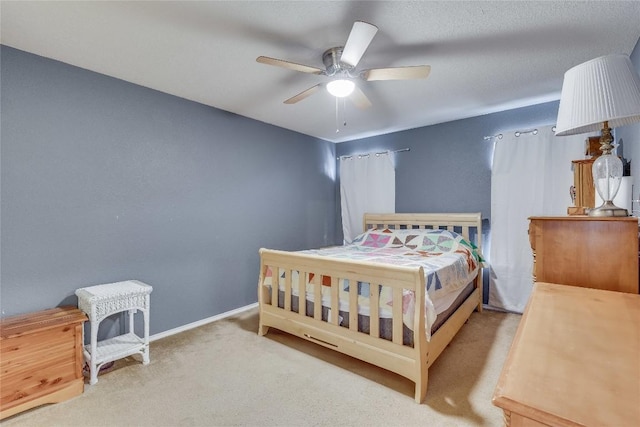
327,79 -> 355,97
256,20 -> 431,108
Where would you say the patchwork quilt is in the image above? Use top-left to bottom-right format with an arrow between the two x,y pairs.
263,228 -> 482,339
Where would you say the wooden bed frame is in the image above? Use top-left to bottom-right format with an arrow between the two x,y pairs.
258,213 -> 483,403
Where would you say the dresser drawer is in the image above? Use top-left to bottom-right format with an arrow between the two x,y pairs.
528,216 -> 639,293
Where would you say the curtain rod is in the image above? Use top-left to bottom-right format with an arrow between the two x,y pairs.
483,133 -> 503,141
515,128 -> 539,137
337,147 -> 410,160
483,126 -> 557,141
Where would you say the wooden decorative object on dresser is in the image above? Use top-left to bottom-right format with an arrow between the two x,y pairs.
529,216 -> 639,294
567,136 -> 601,216
569,158 -> 595,210
0,306 -> 87,420
493,282 -> 640,427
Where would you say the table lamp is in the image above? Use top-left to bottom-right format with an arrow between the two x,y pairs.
556,54 -> 640,216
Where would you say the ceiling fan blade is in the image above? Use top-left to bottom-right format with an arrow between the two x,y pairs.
363,65 -> 431,81
284,84 -> 323,104
256,56 -> 324,75
340,21 -> 378,68
349,86 -> 372,109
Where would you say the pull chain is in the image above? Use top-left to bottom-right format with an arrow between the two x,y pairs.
343,97 -> 347,127
335,96 -> 339,133
335,97 -> 348,133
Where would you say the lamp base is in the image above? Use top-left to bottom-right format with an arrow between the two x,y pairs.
588,200 -> 629,217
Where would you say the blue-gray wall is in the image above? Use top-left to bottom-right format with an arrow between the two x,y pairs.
618,38 -> 640,207
0,46 -> 337,334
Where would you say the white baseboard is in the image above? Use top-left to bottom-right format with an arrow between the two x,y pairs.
150,302 -> 259,342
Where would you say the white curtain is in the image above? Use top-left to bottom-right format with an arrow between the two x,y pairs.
489,125 -> 589,312
340,153 -> 395,242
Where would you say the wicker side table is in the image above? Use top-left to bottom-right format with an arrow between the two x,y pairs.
75,280 -> 153,385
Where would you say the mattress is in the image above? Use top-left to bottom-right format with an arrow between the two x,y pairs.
263,228 -> 482,341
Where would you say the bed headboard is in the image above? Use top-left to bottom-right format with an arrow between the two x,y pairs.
363,212 -> 483,251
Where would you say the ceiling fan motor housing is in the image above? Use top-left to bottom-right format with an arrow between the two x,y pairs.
323,47 -> 353,76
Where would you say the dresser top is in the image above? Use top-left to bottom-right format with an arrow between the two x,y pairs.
493,282 -> 640,426
529,215 -> 639,222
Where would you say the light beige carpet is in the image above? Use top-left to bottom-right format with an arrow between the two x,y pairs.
2,308 -> 520,427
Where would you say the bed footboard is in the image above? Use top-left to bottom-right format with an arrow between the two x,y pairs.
258,248 -> 430,402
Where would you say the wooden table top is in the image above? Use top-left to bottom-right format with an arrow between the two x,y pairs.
493,282 -> 640,427
528,216 -> 640,222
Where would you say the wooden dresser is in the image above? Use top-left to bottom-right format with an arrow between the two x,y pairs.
0,306 -> 87,419
493,282 -> 640,426
528,216 -> 639,294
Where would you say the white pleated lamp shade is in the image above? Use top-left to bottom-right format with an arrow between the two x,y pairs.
556,54 -> 640,136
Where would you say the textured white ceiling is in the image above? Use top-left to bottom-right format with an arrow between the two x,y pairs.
2,1 -> 640,143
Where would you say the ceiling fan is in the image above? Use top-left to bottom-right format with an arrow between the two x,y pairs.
256,21 -> 431,108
